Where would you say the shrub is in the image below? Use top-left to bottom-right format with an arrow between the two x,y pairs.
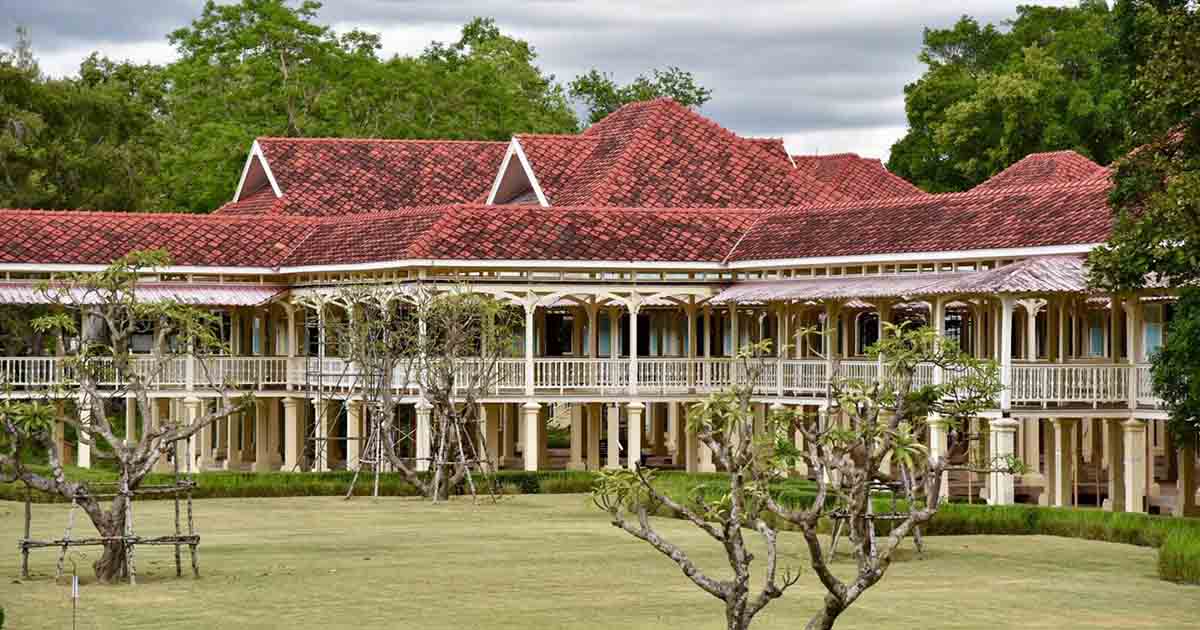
1159,529 -> 1200,585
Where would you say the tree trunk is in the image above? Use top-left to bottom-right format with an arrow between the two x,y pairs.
805,598 -> 844,630
93,521 -> 127,583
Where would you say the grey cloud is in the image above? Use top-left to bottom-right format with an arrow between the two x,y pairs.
0,0 -> 1076,157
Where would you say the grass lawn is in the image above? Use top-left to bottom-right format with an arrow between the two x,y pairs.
1,494 -> 1196,629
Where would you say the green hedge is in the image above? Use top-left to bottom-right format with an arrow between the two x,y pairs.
1159,529 -> 1200,584
0,468 -> 607,502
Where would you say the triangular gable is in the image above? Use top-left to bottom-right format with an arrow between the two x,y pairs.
232,140 -> 283,202
486,138 -> 549,206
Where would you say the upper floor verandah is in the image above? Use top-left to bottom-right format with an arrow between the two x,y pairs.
0,254 -> 1172,414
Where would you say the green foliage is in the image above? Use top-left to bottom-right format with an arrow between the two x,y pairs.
1,6 -> 579,213
888,1 -> 1131,192
569,65 -> 712,125
1158,528 -> 1200,584
1088,3 -> 1200,442
1149,292 -> 1200,441
0,28 -> 164,211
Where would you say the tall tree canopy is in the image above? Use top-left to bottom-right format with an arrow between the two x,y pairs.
1,3 -> 580,213
0,29 -> 164,211
888,1 -> 1132,192
160,4 -> 577,212
569,66 -> 712,125
0,1 -> 709,212
1089,1 -> 1200,440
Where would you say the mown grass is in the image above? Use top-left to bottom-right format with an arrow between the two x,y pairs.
5,466 -> 1199,584
3,495 -> 1198,630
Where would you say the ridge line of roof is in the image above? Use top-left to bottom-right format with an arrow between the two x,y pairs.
256,136 -> 508,145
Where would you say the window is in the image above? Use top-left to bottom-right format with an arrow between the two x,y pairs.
1088,312 -> 1105,357
1144,304 -> 1164,359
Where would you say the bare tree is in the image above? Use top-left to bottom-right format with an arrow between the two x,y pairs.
594,342 -> 800,630
595,324 -> 1018,630
0,250 -> 251,582
758,323 -> 1012,628
324,284 -> 518,501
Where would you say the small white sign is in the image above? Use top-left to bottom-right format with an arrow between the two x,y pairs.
72,575 -> 79,600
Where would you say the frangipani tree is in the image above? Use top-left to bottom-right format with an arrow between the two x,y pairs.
0,250 -> 251,582
595,323 -> 1017,630
326,284 -> 519,501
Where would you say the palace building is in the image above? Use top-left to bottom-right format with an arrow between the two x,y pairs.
0,98 -> 1193,516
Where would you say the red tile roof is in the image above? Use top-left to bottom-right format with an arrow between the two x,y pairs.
216,138 -> 508,216
792,153 -> 924,199
0,177 -> 1113,269
728,180 -> 1113,262
281,204 -> 761,266
0,210 -> 317,268
972,150 -> 1111,192
518,99 -> 853,208
214,186 -> 281,216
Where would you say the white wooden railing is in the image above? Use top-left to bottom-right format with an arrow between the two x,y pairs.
0,355 -> 1163,407
1009,363 -> 1129,406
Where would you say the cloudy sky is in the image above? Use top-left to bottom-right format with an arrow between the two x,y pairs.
0,0 -> 1074,159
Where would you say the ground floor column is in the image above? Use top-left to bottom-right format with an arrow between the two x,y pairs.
1105,418 -> 1125,511
347,400 -> 362,471
76,397 -> 92,469
522,401 -> 541,471
1052,418 -> 1077,507
698,435 -> 716,473
253,398 -> 273,472
929,415 -> 949,500
1123,419 -> 1147,513
310,400 -> 329,472
482,403 -> 500,471
671,402 -> 687,467
501,404 -> 518,468
626,402 -> 644,470
225,409 -> 243,470
651,403 -> 667,457
988,418 -> 1018,505
568,404 -> 585,471
586,403 -> 602,470
183,397 -> 202,474
283,397 -> 301,471
152,398 -> 171,473
1022,418 -> 1045,490
606,404 -> 621,469
416,401 -> 433,472
1176,439 -> 1198,517
124,395 -> 137,446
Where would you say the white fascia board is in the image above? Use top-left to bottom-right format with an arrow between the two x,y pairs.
725,243 -> 1101,270
277,244 -> 1101,275
232,140 -> 283,202
484,140 -> 517,205
0,244 -> 1102,279
279,259 -> 723,274
0,263 -> 279,275
512,138 -> 549,207
484,138 -> 549,207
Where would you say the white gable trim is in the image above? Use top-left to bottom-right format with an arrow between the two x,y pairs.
232,140 -> 283,202
485,138 -> 549,207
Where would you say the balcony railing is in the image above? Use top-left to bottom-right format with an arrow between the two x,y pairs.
0,355 -> 1161,408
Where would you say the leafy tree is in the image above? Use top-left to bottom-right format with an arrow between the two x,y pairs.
161,5 -> 576,212
570,66 -> 711,124
595,326 -> 1011,630
0,250 -> 251,582
888,2 -> 1131,192
1089,2 -> 1200,442
0,29 -> 165,211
